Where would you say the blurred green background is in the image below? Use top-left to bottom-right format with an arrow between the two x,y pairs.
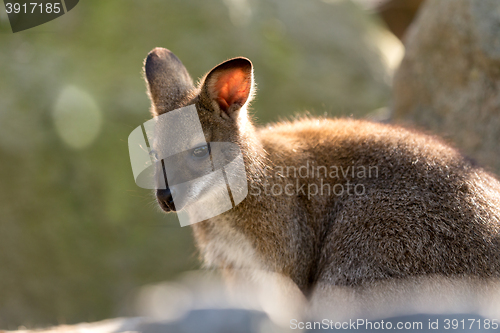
0,0 -> 399,328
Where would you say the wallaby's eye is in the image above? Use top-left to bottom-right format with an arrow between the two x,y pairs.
191,145 -> 209,159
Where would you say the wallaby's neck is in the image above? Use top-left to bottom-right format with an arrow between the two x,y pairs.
237,116 -> 268,182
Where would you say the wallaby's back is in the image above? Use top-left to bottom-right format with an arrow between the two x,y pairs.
258,118 -> 500,287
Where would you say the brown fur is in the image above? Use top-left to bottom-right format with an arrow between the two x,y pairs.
143,48 -> 500,302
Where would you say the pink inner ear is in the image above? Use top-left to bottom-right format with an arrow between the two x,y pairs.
214,69 -> 250,113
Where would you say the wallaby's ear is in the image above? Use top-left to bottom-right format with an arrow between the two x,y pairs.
144,48 -> 194,116
200,57 -> 254,120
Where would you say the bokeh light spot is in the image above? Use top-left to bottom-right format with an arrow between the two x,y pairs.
53,86 -> 102,149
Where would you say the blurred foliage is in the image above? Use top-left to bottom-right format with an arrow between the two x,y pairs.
0,0 -> 392,328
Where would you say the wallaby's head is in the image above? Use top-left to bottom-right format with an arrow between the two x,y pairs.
144,48 -> 260,214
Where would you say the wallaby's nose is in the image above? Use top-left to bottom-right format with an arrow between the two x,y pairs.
156,188 -> 176,212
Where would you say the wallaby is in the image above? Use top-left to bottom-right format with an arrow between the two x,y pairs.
143,47 -> 500,320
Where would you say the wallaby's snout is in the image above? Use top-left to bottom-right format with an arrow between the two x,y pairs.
156,188 -> 176,212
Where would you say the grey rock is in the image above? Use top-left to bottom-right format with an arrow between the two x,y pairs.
392,0 -> 500,175
138,309 -> 270,333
